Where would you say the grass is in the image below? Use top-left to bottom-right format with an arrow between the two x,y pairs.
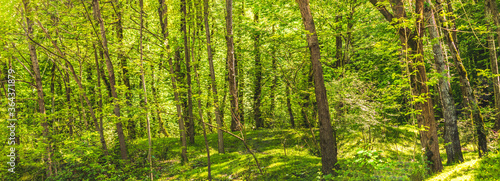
128,129 -> 500,180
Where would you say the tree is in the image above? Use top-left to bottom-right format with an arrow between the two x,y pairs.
253,11 -> 263,129
435,0 -> 488,157
485,0 -> 500,131
424,0 -> 463,164
296,0 -> 338,175
204,0 -> 225,153
369,0 -> 443,172
226,0 -> 241,131
92,0 -> 128,160
22,0 -> 53,176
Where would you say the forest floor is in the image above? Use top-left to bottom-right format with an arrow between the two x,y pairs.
133,129 -> 500,180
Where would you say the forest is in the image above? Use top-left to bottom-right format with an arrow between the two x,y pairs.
1,0 -> 500,180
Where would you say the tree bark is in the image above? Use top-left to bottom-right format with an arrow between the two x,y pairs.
435,0 -> 488,157
296,0 -> 338,175
369,0 -> 443,172
204,0 -> 224,153
486,0 -> 500,131
286,83 -> 295,128
22,0 -> 53,176
253,11 -> 263,129
138,0 -> 154,178
94,44 -> 109,156
425,1 -> 463,164
226,0 -> 241,131
158,0 -> 188,163
92,0 -> 128,160
114,0 -> 135,140
182,0 -> 195,144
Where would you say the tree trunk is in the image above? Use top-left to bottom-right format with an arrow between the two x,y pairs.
114,0 -> 135,140
296,0 -> 338,175
22,0 -> 53,176
138,0 -> 154,178
204,0 -> 224,153
286,83 -> 295,128
253,11 -> 263,129
435,0 -> 488,157
486,0 -> 500,131
425,0 -> 463,164
181,0 -> 195,144
94,44 -> 109,156
369,0 -> 443,172
92,0 -> 128,160
159,0 -> 188,163
226,0 -> 241,131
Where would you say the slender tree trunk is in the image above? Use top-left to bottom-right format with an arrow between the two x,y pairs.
204,0 -> 224,153
335,15 -> 343,68
226,0 -> 241,131
253,11 -> 263,129
114,0 -> 135,140
194,30 -> 212,181
286,83 -> 295,128
94,44 -> 109,156
93,0 -> 128,160
296,0 -> 338,175
23,0 -> 53,176
425,1 -> 463,164
138,0 -> 154,178
269,26 -> 277,120
486,0 -> 500,131
158,0 -> 188,163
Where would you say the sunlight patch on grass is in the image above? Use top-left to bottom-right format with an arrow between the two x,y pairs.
427,158 -> 479,181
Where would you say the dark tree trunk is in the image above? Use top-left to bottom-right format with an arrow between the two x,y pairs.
286,83 -> 295,128
226,0 -> 241,131
253,11 -> 263,129
296,0 -> 338,175
181,0 -> 195,144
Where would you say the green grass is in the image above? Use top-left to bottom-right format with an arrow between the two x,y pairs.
128,129 -> 500,180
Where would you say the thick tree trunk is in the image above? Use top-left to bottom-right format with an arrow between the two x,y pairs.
23,0 -> 53,176
252,12 -> 263,129
296,0 -> 338,175
158,0 -> 188,163
425,1 -> 463,164
226,0 -> 241,131
93,0 -> 128,160
486,0 -> 500,131
204,0 -> 224,153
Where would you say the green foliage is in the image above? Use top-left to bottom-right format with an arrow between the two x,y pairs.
328,149 -> 427,181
